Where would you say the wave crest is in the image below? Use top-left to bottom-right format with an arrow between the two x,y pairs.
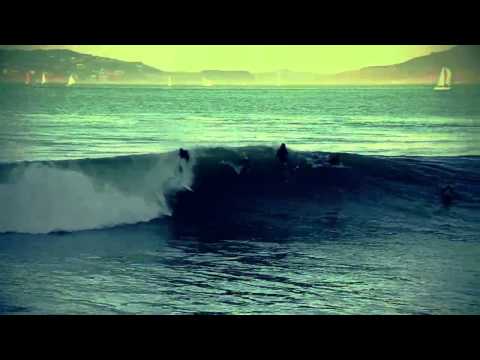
1,147 -> 479,234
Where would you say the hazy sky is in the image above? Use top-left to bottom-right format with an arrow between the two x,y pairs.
2,45 -> 454,74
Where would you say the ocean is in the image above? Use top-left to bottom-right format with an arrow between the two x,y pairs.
0,84 -> 479,314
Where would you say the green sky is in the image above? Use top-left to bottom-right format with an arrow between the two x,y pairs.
2,45 -> 454,74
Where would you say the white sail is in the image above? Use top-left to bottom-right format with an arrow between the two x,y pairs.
445,67 -> 452,87
41,72 -> 47,85
168,76 -> 172,87
67,74 -> 76,86
434,66 -> 452,90
436,67 -> 446,87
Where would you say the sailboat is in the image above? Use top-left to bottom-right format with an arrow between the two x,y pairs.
434,66 -> 452,91
167,76 -> 173,87
66,74 -> 76,87
40,72 -> 47,85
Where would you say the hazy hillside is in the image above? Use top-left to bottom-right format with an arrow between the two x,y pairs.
1,46 -> 479,85
0,49 -> 164,83
167,70 -> 255,84
327,45 -> 480,84
201,70 -> 254,84
255,70 -> 320,84
0,48 -> 258,85
258,46 -> 480,84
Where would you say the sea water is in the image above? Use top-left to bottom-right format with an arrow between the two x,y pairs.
0,85 -> 479,314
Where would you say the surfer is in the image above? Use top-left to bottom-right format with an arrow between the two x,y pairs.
178,148 -> 190,174
179,148 -> 190,162
276,143 -> 289,166
176,148 -> 194,192
276,143 -> 291,183
440,185 -> 454,206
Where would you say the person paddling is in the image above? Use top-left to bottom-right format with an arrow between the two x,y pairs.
276,143 -> 288,166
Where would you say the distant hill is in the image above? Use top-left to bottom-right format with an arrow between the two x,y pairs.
166,70 -> 255,85
246,46 -> 480,85
255,69 -> 320,84
0,49 -> 164,84
323,45 -> 480,84
256,46 -> 480,85
1,46 -> 479,85
201,70 -> 254,84
0,48 -> 258,85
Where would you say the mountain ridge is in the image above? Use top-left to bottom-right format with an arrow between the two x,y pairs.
326,45 -> 480,84
1,46 -> 479,85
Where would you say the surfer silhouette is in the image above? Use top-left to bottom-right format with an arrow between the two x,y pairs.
179,148 -> 190,162
276,143 -> 291,182
178,148 -> 190,174
176,148 -> 194,192
276,143 -> 288,166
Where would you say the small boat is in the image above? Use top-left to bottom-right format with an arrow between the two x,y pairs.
66,74 -> 76,87
167,76 -> 173,87
434,66 -> 452,91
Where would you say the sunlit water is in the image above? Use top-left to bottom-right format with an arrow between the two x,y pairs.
0,85 -> 479,314
1,85 -> 479,161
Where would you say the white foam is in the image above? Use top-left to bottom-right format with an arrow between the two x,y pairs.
0,153 -> 195,234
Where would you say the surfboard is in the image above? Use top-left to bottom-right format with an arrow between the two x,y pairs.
220,160 -> 243,175
182,185 -> 194,192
